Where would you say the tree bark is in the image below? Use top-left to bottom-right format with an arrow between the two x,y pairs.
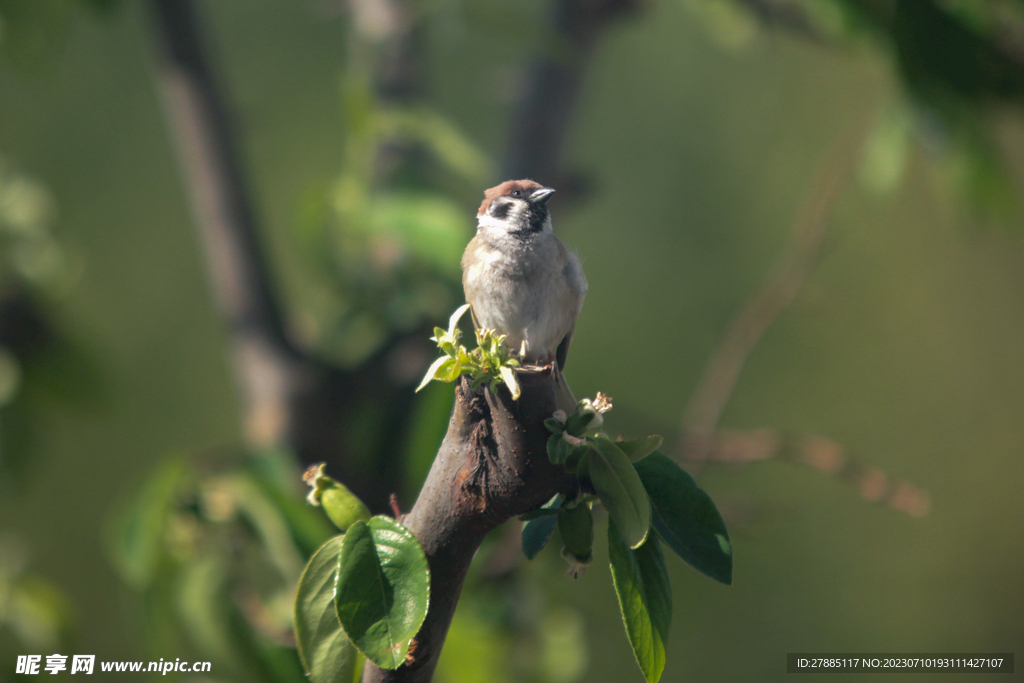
363,371 -> 571,683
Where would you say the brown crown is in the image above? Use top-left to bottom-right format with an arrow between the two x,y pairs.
477,179 -> 544,216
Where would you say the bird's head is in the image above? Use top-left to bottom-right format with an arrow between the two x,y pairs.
477,179 -> 555,236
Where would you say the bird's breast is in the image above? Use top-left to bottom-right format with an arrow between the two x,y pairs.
461,234 -> 581,361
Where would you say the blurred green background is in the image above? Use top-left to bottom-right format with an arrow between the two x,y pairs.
1,0 -> 1023,681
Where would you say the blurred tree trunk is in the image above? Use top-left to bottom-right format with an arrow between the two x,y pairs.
147,0 -> 426,510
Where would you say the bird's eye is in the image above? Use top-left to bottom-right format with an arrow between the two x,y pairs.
510,189 -> 522,197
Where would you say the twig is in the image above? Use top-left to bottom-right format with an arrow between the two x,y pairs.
666,111 -> 931,518
680,116 -> 870,458
691,428 -> 930,517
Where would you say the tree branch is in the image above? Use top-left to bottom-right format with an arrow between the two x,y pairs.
363,372 -> 570,683
666,113 -> 933,520
687,428 -> 930,518
680,116 -> 869,459
148,0 -> 303,446
504,0 -> 643,183
147,0 -> 430,510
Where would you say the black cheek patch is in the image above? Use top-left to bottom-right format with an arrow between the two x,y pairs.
527,207 -> 547,233
490,202 -> 511,220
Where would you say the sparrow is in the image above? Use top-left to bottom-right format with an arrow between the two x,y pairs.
462,179 -> 587,403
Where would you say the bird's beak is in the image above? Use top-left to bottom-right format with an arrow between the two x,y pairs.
528,187 -> 555,205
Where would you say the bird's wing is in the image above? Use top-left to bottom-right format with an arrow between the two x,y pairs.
462,237 -> 483,331
555,244 -> 587,372
555,324 -> 574,372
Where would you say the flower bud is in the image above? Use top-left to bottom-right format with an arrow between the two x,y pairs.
558,503 -> 594,580
303,463 -> 371,532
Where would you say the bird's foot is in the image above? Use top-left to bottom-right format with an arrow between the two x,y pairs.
516,353 -> 557,373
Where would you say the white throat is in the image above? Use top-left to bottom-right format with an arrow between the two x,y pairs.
476,212 -> 553,234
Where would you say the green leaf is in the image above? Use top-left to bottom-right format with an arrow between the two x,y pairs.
228,473 -> 307,581
368,193 -> 470,275
336,517 -> 430,670
564,412 -> 599,437
615,436 -> 664,463
519,507 -> 560,522
416,356 -> 454,392
105,457 -> 187,588
499,365 -> 521,400
634,451 -> 732,585
248,468 -> 336,557
522,515 -> 558,560
446,303 -> 471,338
564,445 -> 590,473
608,522 -> 672,683
295,536 -> 363,683
385,107 -> 494,183
546,433 -> 570,465
175,555 -> 233,666
522,494 -> 563,559
588,437 -> 651,549
543,417 -> 565,434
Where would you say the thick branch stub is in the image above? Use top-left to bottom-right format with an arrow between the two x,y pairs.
364,371 -> 569,683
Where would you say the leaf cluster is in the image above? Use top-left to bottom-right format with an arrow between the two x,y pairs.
295,386 -> 732,683
296,72 -> 493,367
522,399 -> 733,683
296,467 -> 430,680
0,156 -> 96,481
107,450 -> 338,683
416,303 -> 522,399
707,0 -> 1024,222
